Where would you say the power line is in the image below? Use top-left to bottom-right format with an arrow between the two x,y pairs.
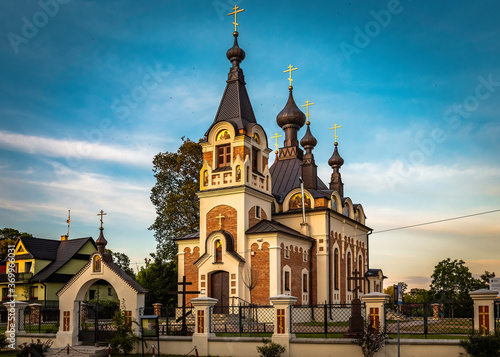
372,209 -> 500,235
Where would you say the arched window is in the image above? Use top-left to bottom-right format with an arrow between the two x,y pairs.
236,166 -> 241,182
332,198 -> 337,211
215,240 -> 222,262
343,205 -> 350,217
334,248 -> 339,290
347,252 -> 351,291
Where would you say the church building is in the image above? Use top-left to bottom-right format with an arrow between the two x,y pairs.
175,8 -> 385,307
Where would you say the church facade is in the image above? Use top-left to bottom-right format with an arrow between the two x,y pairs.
175,24 -> 385,307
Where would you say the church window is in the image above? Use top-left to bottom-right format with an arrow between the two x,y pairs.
93,255 -> 101,272
217,144 -> 231,167
289,193 -> 311,210
285,246 -> 290,259
334,248 -> 339,290
215,239 -> 222,262
343,205 -> 350,217
332,198 -> 337,211
252,147 -> 259,171
255,206 -> 261,219
246,167 -> 249,182
236,166 -> 241,182
347,252 -> 352,291
216,129 -> 231,141
203,170 -> 208,186
252,133 -> 260,144
284,271 -> 290,291
303,273 -> 308,293
266,176 -> 269,191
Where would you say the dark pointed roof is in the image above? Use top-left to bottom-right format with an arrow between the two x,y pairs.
300,123 -> 317,149
204,32 -> 257,138
276,89 -> 306,129
246,220 -> 315,243
328,142 -> 344,167
96,227 -> 107,254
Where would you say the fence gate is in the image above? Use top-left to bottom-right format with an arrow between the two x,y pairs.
78,302 -> 119,345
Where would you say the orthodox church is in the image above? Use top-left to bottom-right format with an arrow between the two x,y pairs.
175,9 -> 385,307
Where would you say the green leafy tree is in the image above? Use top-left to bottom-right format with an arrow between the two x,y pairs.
0,228 -> 32,261
405,288 -> 431,304
430,258 -> 483,317
149,137 -> 202,262
136,260 -> 178,306
109,301 -> 139,355
105,249 -> 135,277
479,271 -> 496,289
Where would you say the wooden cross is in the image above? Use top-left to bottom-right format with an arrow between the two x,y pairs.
228,5 -> 245,32
348,269 -> 365,300
169,276 -> 200,335
329,123 -> 342,144
270,132 -> 282,154
216,213 -> 225,230
97,210 -> 107,229
283,64 -> 298,88
301,100 -> 315,124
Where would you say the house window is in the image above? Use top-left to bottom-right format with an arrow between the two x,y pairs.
89,290 -> 96,300
2,288 -> 8,300
284,271 -> 290,291
255,206 -> 261,219
215,240 -> 222,263
285,246 -> 290,259
108,288 -> 112,296
334,248 -> 339,290
30,286 -> 38,299
303,274 -> 308,293
25,262 -> 32,273
252,147 -> 259,171
217,144 -> 231,167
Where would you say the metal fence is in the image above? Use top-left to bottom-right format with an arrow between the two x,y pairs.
140,306 -> 195,336
19,306 -> 59,333
290,303 -> 365,338
210,305 -> 274,336
495,300 -> 500,334
385,303 -> 473,337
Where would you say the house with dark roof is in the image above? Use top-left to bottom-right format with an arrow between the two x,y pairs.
0,235 -> 117,306
174,24 -> 386,308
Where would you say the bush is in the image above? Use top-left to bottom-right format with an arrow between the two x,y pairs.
0,333 -> 7,349
108,303 -> 140,355
354,323 -> 386,357
256,339 -> 286,357
460,330 -> 500,357
17,339 -> 53,357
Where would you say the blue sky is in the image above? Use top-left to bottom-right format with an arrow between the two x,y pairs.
1,0 -> 499,289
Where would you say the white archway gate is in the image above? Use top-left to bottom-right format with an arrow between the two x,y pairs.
54,250 -> 146,347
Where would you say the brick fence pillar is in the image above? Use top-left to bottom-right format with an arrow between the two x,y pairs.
470,289 -> 498,335
361,292 -> 390,332
29,303 -> 42,324
190,297 -> 218,356
153,303 -> 163,317
269,295 -> 297,357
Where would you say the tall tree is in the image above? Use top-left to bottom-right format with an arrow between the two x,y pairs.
0,228 -> 32,261
149,137 -> 203,262
105,249 -> 135,277
136,260 -> 178,306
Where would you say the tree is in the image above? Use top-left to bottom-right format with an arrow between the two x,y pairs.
136,260 -> 178,306
0,228 -> 32,261
105,249 -> 135,277
149,137 -> 203,262
430,258 -> 483,317
241,268 -> 260,304
479,271 -> 496,289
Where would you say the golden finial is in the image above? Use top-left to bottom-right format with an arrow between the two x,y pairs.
97,209 -> 107,229
283,64 -> 298,89
329,123 -> 342,144
270,132 -> 282,154
228,5 -> 245,33
301,100 -> 315,125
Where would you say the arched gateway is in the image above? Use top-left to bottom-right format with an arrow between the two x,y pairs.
54,227 -> 146,347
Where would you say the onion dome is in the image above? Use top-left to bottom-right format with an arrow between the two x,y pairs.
226,32 -> 246,67
300,123 -> 317,149
276,88 -> 306,128
328,142 -> 344,167
96,227 -> 107,254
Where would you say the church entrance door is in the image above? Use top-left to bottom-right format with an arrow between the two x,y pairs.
210,271 -> 229,314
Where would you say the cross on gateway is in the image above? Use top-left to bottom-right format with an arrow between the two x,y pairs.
228,5 -> 245,32
347,269 -> 365,300
283,64 -> 298,88
329,123 -> 342,144
301,100 -> 315,124
216,213 -> 225,230
97,210 -> 106,229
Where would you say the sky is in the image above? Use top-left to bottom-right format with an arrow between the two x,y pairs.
0,0 -> 499,290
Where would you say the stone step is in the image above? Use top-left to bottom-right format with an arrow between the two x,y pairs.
45,346 -> 109,357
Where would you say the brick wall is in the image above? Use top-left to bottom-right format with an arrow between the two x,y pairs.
250,242 -> 270,305
204,151 -> 213,166
183,246 -> 200,303
248,206 -> 268,229
233,146 -> 250,162
280,243 -> 311,305
206,205 -> 238,252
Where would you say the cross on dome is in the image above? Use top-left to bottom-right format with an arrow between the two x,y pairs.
301,100 -> 315,125
329,123 -> 342,144
283,64 -> 298,89
228,5 -> 245,33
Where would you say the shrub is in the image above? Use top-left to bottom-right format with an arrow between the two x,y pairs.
354,323 -> 386,357
256,339 -> 286,357
17,339 -> 53,357
108,303 -> 140,355
0,333 -> 7,349
460,330 -> 500,357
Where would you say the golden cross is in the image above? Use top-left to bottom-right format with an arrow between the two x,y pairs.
97,209 -> 107,229
216,213 -> 225,230
270,132 -> 282,154
228,5 -> 245,32
301,100 -> 315,124
329,123 -> 342,144
66,209 -> 71,237
283,64 -> 298,88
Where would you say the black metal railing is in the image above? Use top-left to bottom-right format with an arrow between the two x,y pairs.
19,306 -> 59,333
0,272 -> 33,283
140,306 -> 195,336
495,301 -> 500,334
210,305 -> 274,336
290,303 -> 365,338
385,303 -> 473,338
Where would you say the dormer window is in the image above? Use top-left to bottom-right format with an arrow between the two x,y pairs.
343,205 -> 349,217
217,144 -> 231,168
